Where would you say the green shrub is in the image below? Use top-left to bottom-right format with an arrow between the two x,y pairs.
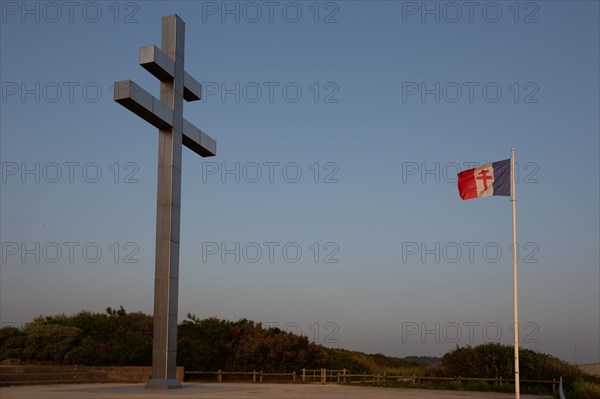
566,378 -> 600,399
22,323 -> 81,363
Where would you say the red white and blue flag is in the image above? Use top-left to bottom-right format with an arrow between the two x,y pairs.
457,159 -> 511,200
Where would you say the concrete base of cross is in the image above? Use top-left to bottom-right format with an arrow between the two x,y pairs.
144,378 -> 182,389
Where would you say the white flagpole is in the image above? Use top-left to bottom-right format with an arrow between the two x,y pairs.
511,148 -> 520,399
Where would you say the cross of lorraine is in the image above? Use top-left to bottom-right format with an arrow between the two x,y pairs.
114,14 -> 216,389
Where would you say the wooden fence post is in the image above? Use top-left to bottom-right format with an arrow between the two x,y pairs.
253,370 -> 256,383
302,368 -> 306,383
321,368 -> 326,385
343,368 -> 346,383
293,371 -> 296,383
260,371 -> 263,383
217,370 -> 222,383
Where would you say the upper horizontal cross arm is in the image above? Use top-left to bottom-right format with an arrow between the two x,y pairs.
139,45 -> 201,101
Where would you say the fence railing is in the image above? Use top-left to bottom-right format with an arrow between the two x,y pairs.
186,370 -> 297,383
185,368 -> 559,393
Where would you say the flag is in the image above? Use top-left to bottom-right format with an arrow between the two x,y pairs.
457,159 -> 511,200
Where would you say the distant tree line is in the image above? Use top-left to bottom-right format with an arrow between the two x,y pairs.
1,308 -> 598,398
0,307 -> 153,366
0,307 -> 427,374
0,307 -> 330,372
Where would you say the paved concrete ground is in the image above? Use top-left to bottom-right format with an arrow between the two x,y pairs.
0,383 -> 553,399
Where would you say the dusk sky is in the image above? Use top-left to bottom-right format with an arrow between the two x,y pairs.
1,1 -> 598,364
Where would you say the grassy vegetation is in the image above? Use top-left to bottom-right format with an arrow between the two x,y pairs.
566,378 -> 600,399
325,348 -> 434,375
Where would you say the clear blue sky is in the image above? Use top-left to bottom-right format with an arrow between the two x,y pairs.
1,1 -> 598,364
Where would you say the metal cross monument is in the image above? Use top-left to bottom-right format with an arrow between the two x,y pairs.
114,14 -> 216,389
